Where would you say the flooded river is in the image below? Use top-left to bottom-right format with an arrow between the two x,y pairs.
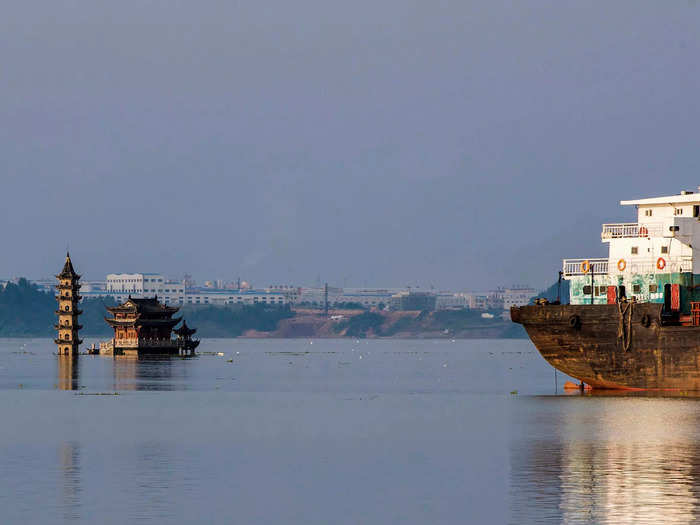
1,338 -> 698,524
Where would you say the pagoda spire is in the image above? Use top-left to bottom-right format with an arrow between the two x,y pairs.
55,252 -> 83,356
57,252 -> 80,280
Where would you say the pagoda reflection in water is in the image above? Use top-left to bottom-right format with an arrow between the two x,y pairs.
57,355 -> 80,391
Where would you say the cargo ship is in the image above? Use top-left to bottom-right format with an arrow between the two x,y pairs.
511,189 -> 700,390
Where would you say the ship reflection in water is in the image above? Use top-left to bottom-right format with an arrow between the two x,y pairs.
510,396 -> 700,524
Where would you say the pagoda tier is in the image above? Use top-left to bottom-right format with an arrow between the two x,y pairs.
174,320 -> 197,337
54,324 -> 83,330
55,283 -> 82,291
55,309 -> 83,315
106,297 -> 179,317
55,338 -> 83,345
104,316 -> 182,329
56,294 -> 82,301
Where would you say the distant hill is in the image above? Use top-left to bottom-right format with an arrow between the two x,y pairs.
0,279 -> 295,338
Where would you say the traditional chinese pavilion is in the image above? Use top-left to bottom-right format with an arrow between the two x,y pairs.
174,320 -> 200,353
101,296 -> 198,356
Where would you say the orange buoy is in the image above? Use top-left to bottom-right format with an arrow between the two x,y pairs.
580,260 -> 591,274
617,258 -> 627,272
564,381 -> 592,392
657,257 -> 666,270
639,226 -> 649,236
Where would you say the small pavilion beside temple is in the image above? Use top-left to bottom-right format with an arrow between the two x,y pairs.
100,296 -> 199,357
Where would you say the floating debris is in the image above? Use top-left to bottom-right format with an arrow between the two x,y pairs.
75,392 -> 120,396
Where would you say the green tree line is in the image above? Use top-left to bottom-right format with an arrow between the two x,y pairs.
0,279 -> 295,338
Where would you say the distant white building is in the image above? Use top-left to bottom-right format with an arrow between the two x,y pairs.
298,286 -> 343,306
80,280 -> 107,293
267,285 -> 301,304
298,287 -> 397,309
102,273 -> 185,304
106,273 -> 184,301
502,287 -> 537,310
106,273 -> 160,294
183,289 -> 287,307
435,293 -> 470,310
339,289 -> 395,308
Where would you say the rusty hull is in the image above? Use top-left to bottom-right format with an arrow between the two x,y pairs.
511,303 -> 700,390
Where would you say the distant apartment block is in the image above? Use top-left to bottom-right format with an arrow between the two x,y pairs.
182,289 -> 287,306
267,285 -> 301,304
340,289 -> 395,308
298,286 -> 343,306
298,287 -> 397,309
104,273 -> 185,303
435,293 -> 470,310
502,287 -> 537,310
389,291 -> 437,311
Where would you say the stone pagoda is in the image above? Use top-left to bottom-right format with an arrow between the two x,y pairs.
55,252 -> 83,356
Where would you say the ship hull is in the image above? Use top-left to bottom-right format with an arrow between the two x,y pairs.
511,303 -> 700,390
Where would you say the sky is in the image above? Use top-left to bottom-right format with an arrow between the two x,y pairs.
2,1 -> 700,290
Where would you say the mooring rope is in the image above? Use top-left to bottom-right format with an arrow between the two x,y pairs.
617,301 -> 633,352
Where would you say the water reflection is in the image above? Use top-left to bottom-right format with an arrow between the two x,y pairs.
510,398 -> 700,524
112,358 -> 188,391
57,356 -> 79,391
59,441 -> 81,522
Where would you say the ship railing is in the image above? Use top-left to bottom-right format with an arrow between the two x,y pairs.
564,256 -> 694,277
613,256 -> 694,275
562,258 -> 609,277
601,222 -> 664,240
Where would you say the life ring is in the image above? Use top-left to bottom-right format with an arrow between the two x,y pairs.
656,257 -> 666,270
580,260 -> 591,274
639,226 -> 649,237
617,259 -> 627,272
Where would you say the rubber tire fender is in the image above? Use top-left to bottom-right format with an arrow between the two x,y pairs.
568,314 -> 581,329
640,313 -> 651,328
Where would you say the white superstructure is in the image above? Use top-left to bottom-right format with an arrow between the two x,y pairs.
563,189 -> 700,304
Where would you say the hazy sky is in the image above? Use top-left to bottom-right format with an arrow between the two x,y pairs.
2,1 -> 700,290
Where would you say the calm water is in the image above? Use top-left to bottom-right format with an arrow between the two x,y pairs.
2,338 -> 699,524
